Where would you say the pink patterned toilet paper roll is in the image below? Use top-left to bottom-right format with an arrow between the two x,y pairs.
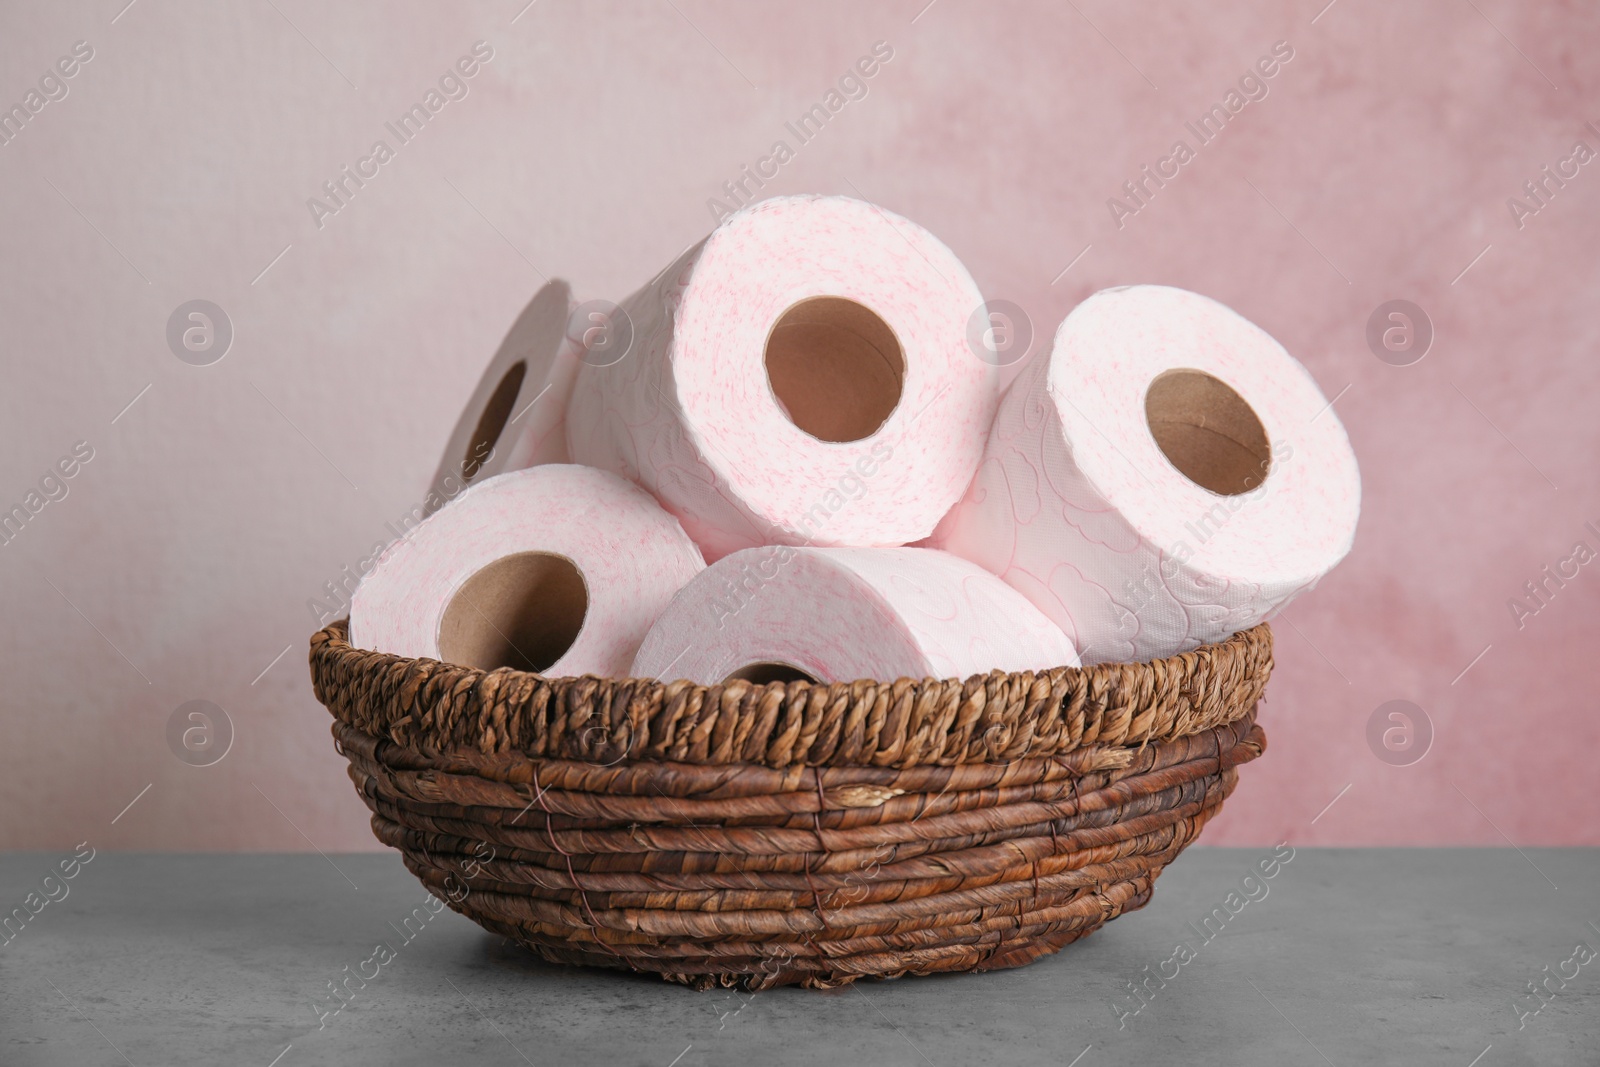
351,464 -> 705,677
930,285 -> 1361,665
424,280 -> 584,517
631,545 -> 1080,686
566,194 -> 1000,562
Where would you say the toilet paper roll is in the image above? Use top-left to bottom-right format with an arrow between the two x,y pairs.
351,464 -> 705,676
566,194 -> 999,562
631,546 -> 1080,686
424,280 -> 583,517
930,285 -> 1360,664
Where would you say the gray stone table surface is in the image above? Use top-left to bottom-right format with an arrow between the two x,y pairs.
0,849 -> 1595,1066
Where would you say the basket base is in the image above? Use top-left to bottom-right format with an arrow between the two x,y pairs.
334,707 -> 1263,990
467,876 -> 1160,990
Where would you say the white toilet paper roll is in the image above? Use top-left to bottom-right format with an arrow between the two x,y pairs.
930,285 -> 1361,664
565,194 -> 999,562
631,546 -> 1080,686
424,280 -> 583,517
351,464 -> 705,676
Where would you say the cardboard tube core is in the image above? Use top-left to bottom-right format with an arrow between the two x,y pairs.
1145,369 -> 1272,496
463,360 -> 526,481
764,297 -> 904,443
438,551 -> 588,673
724,661 -> 819,685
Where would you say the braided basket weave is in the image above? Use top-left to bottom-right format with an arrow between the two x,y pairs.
309,620 -> 1271,989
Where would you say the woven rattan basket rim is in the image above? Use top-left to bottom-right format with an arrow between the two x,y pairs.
309,620 -> 1270,771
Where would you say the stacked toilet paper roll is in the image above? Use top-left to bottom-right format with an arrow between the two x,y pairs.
565,194 -> 1000,562
631,546 -> 1080,685
930,285 -> 1361,664
353,198 -> 1360,683
350,464 -> 704,677
424,280 -> 584,517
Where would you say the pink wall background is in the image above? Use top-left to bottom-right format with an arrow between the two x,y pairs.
2,0 -> 1596,851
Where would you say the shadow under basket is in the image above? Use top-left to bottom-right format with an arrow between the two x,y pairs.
308,621 -> 1271,990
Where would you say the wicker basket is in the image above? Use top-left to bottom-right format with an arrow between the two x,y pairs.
309,620 -> 1271,990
